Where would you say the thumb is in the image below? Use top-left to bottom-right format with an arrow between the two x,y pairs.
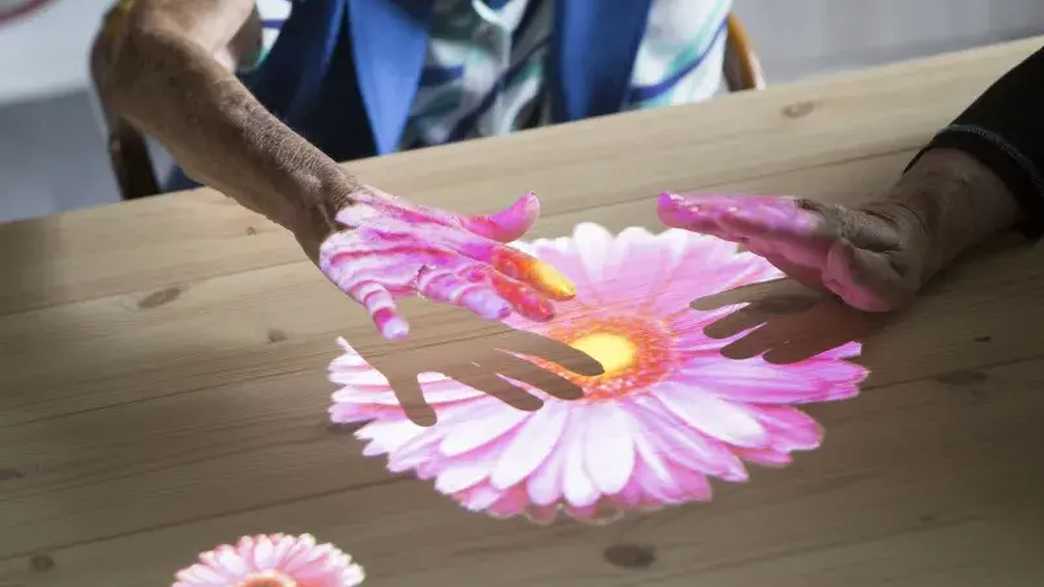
461,192 -> 540,242
824,238 -> 913,312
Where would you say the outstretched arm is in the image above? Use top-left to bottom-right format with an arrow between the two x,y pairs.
93,0 -> 578,340
93,0 -> 353,253
660,46 -> 1043,311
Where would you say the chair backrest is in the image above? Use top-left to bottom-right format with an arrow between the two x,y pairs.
90,5 -> 160,200
724,13 -> 766,92
94,11 -> 766,200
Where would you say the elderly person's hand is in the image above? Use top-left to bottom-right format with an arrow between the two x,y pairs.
310,187 -> 575,340
658,149 -> 1021,311
94,0 -> 580,340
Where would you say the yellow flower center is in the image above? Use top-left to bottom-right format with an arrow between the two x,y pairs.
569,332 -> 637,375
237,570 -> 298,587
534,316 -> 675,401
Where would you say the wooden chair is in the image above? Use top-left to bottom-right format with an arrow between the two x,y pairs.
93,12 -> 766,201
90,2 -> 160,201
724,13 -> 766,92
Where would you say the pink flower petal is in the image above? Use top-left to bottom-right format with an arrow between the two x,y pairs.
355,419 -> 425,456
456,482 -> 503,511
583,403 -> 635,495
733,446 -> 793,467
679,357 -> 863,404
438,403 -> 529,457
176,564 -> 226,585
487,485 -> 531,518
525,435 -> 568,506
251,534 -> 275,571
572,223 -> 614,286
525,503 -> 560,525
654,382 -> 768,448
746,404 -> 823,451
388,427 -> 448,473
563,411 -> 600,507
629,398 -> 748,480
173,533 -> 363,587
435,442 -> 499,494
491,402 -> 568,490
328,222 -> 869,524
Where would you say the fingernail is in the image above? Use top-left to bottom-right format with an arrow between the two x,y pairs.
528,259 -> 576,300
465,193 -> 540,241
657,192 -> 693,226
409,407 -> 437,427
376,313 -> 410,341
526,297 -> 555,321
463,289 -> 512,320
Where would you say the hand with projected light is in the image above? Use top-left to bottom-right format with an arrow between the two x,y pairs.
657,151 -> 1023,311
659,45 -> 1044,311
318,186 -> 579,341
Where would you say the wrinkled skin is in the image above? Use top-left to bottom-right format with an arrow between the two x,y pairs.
657,192 -> 930,312
319,187 -> 577,340
657,150 -> 1022,313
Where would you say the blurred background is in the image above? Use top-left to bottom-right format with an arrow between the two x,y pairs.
1,0 -> 1043,223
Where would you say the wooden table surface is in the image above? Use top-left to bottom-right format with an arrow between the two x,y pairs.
2,37 -> 1043,586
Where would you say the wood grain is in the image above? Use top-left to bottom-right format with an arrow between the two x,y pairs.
1,36 -> 1043,587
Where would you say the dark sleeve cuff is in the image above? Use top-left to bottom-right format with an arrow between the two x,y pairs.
906,124 -> 1044,238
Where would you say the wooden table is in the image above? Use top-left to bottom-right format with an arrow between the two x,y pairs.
2,37 -> 1043,586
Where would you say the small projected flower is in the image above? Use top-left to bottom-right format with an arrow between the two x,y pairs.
329,223 -> 868,522
173,533 -> 364,587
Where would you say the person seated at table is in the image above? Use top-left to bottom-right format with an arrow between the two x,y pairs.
93,0 -> 736,339
95,1 -> 1041,340
659,45 -> 1043,312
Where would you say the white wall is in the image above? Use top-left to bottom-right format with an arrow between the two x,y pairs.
734,0 -> 1044,82
0,1 -> 110,106
2,0 -> 1043,105
0,0 -> 294,106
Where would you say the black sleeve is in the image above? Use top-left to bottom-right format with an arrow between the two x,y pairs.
908,46 -> 1044,237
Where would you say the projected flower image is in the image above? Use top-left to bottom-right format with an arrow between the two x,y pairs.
329,223 -> 868,523
173,533 -> 364,587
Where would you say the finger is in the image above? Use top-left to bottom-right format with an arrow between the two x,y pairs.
488,245 -> 576,301
460,192 -> 541,242
495,353 -> 585,401
348,282 -> 410,341
416,266 -> 512,320
824,239 -> 913,312
493,328 -> 605,376
354,188 -> 540,243
658,192 -> 814,243
713,201 -> 836,273
716,203 -> 821,246
384,371 -> 437,426
657,192 -> 731,234
490,271 -> 555,322
442,227 -> 576,302
443,363 -> 543,412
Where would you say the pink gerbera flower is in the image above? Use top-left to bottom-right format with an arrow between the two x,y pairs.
173,533 -> 364,587
329,223 -> 868,523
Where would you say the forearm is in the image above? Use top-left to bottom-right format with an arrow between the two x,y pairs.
94,0 -> 354,246
904,46 -> 1044,241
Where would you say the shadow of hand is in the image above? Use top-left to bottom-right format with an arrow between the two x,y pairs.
352,309 -> 604,425
693,278 -> 885,364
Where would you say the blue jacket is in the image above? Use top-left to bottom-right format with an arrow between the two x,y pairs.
170,0 -> 654,188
